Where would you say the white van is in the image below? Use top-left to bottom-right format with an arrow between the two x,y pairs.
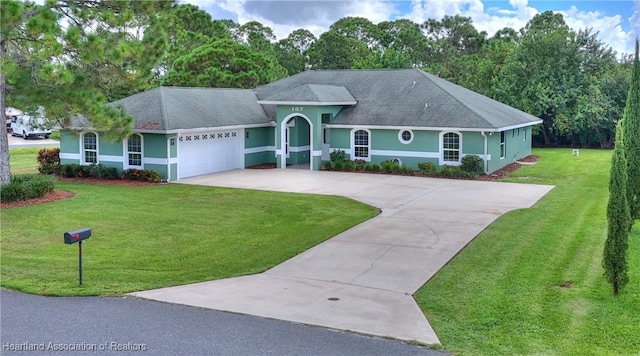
10,114 -> 52,139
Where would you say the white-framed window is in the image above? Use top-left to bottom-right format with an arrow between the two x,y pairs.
127,133 -> 143,167
500,131 -> 506,159
352,129 -> 370,160
82,132 -> 98,164
441,132 -> 461,164
398,129 -> 413,144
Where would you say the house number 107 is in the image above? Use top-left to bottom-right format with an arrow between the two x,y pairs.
291,106 -> 304,112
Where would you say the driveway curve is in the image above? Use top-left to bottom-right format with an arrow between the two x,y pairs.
131,170 -> 553,345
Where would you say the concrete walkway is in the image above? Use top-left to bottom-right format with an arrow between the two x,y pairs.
131,170 -> 553,344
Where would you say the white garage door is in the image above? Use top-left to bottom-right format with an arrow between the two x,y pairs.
178,130 -> 243,179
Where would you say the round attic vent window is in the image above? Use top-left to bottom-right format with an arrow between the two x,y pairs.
399,130 -> 413,144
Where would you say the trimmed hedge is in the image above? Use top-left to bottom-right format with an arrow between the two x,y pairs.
56,164 -> 161,183
58,164 -> 118,179
321,159 -> 479,180
1,174 -> 55,203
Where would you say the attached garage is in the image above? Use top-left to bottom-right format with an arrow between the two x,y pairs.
178,130 -> 244,179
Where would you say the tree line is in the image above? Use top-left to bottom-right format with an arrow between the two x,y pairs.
1,1 -> 632,184
154,5 -> 629,149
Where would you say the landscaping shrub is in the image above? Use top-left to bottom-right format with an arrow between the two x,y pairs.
461,155 -> 484,175
333,160 -> 345,171
343,160 -> 356,171
58,163 -> 86,178
354,159 -> 366,171
380,160 -> 401,173
440,165 -> 476,179
86,164 -> 118,179
0,174 -> 55,203
323,161 -> 334,170
400,165 -> 414,174
37,148 -> 60,174
418,162 -> 437,174
370,163 -> 380,172
121,169 -> 162,183
330,149 -> 346,162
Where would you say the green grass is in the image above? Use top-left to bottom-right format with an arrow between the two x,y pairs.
416,148 -> 640,355
2,152 -> 379,296
7,147 -> 40,175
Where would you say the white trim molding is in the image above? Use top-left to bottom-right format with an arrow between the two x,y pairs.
312,150 -> 323,157
98,155 -> 124,163
289,145 -> 311,152
244,145 -> 276,154
143,157 -> 168,165
325,121 -> 542,132
60,153 -> 81,161
257,100 -> 356,106
370,149 -> 438,158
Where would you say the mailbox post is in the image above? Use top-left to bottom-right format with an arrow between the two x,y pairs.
64,228 -> 91,285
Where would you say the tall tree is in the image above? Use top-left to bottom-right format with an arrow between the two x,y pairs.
163,38 -> 286,88
493,11 -> 582,145
1,0 -> 171,185
308,17 -> 382,70
157,4 -> 232,78
420,15 -> 486,80
603,123 -> 631,295
623,39 -> 640,221
378,19 -> 427,67
275,29 -> 316,75
554,29 -> 618,147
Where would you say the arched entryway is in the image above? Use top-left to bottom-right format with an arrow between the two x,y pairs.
280,113 -> 312,170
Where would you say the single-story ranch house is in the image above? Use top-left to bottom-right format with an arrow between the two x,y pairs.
59,69 -> 542,181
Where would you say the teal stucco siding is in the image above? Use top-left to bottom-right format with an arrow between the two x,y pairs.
59,130 -> 174,180
486,128 -> 533,173
244,126 -> 275,167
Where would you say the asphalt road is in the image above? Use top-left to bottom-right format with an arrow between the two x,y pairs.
6,133 -> 59,148
0,289 -> 446,356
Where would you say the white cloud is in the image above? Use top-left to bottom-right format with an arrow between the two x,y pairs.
561,6 -> 631,56
406,0 -> 536,37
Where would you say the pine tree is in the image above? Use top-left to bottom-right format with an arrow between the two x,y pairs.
622,39 -> 640,221
0,0 -> 172,185
603,123 -> 631,295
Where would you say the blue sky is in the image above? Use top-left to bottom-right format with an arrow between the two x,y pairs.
186,0 -> 639,56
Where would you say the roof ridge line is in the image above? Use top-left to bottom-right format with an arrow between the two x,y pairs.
158,87 -> 169,131
416,69 -> 497,130
307,84 -> 323,102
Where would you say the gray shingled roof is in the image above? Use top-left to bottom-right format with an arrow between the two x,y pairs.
256,69 -> 541,130
259,84 -> 356,105
108,87 -> 270,131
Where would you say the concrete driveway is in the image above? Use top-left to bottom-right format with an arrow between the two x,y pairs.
131,169 -> 553,345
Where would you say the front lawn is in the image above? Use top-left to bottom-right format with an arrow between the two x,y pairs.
416,148 -> 640,355
6,147 -> 40,175
1,180 -> 378,296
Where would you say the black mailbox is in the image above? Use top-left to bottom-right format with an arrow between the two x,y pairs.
64,228 -> 91,244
